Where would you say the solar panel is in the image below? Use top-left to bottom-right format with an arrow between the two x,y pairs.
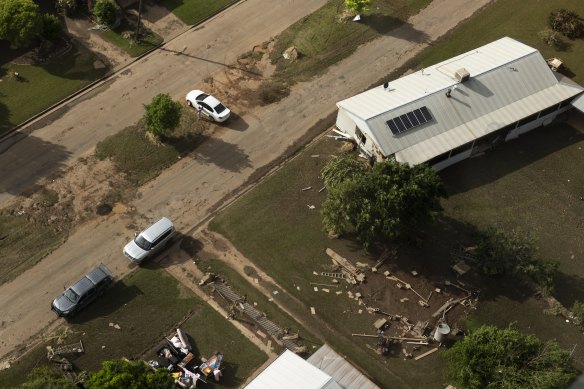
420,106 -> 432,122
406,112 -> 419,126
387,120 -> 400,135
399,114 -> 413,130
394,117 -> 407,133
386,106 -> 433,135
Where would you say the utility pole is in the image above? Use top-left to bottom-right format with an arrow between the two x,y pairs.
135,0 -> 143,42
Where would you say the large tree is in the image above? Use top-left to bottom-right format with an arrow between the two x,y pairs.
85,359 -> 173,389
444,325 -> 576,389
321,155 -> 445,248
143,93 -> 182,137
0,0 -> 42,48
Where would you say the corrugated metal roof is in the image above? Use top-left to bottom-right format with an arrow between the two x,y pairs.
245,350 -> 342,389
336,37 -> 584,162
307,344 -> 380,389
571,93 -> 584,113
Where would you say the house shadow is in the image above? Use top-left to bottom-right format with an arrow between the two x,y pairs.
193,136 -> 252,172
0,133 -> 71,196
440,120 -> 584,195
66,283 -> 143,324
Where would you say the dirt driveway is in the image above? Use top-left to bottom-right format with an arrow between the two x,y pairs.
0,0 -> 492,368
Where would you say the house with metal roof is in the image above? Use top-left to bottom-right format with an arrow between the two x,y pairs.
245,346 -> 380,389
335,37 -> 584,171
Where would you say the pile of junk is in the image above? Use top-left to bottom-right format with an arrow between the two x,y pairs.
149,328 -> 224,388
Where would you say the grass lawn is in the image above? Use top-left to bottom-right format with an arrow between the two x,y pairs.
0,268 -> 266,388
269,0 -> 431,84
413,0 -> 584,84
99,19 -> 163,57
0,41 -> 108,135
211,138 -> 450,389
95,109 -> 205,187
0,215 -> 69,286
157,0 -> 236,25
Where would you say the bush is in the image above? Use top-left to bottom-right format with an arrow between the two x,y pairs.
258,80 -> 290,105
538,28 -> 560,47
93,0 -> 118,26
41,14 -> 62,41
549,9 -> 584,39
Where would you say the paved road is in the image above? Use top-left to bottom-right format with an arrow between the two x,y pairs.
0,0 -> 492,364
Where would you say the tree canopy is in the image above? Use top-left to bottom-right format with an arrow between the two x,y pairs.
19,367 -> 77,389
93,0 -> 119,26
321,155 -> 445,248
345,0 -> 371,16
84,359 -> 173,389
444,325 -> 576,389
143,93 -> 182,137
0,0 -> 42,48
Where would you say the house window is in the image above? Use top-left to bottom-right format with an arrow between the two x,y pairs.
539,104 -> 559,117
355,128 -> 367,144
517,113 -> 538,127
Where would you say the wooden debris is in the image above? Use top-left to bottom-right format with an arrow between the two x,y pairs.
301,186 -> 312,191
318,186 -> 326,193
313,287 -> 319,292
310,307 -> 316,315
373,318 -> 388,330
310,282 -> 338,287
400,297 -> 409,303
410,270 -> 418,276
326,248 -> 363,282
322,288 -> 330,293
374,248 -> 396,269
414,347 -> 439,361
320,271 -> 346,279
431,297 -> 467,318
257,330 -> 267,338
383,270 -> 391,277
402,348 -> 413,359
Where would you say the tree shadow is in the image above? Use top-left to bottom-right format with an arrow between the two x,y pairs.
365,14 -> 430,43
67,283 -> 143,324
440,121 -> 584,196
0,100 -> 11,134
0,133 -> 71,196
553,272 -> 584,309
194,136 -> 252,173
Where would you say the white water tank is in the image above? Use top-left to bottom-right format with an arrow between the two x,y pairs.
434,323 -> 451,342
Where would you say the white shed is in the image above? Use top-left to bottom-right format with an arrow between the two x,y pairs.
335,37 -> 584,171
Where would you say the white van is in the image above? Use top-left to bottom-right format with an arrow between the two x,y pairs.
123,217 -> 175,264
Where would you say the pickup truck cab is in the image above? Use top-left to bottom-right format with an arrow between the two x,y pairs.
51,264 -> 113,317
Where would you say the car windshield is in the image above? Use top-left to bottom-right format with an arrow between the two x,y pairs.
196,93 -> 209,101
134,235 -> 153,250
215,103 -> 227,114
64,289 -> 79,303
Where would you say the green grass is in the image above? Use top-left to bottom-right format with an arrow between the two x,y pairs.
412,0 -> 584,84
95,110 -> 204,186
100,19 -> 163,57
0,215 -> 68,285
157,0 -> 236,25
0,268 -> 266,388
0,42 -> 109,135
269,0 -> 432,84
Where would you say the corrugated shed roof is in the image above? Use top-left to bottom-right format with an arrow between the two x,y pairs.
336,37 -> 584,161
245,350 -> 342,389
307,344 -> 380,389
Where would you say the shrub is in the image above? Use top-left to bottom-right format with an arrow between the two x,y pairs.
258,80 -> 290,105
538,28 -> 560,47
93,0 -> 118,26
549,9 -> 584,39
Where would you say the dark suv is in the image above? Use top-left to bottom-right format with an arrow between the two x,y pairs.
51,264 -> 113,317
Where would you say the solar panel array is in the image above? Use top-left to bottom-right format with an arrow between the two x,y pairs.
386,106 -> 433,135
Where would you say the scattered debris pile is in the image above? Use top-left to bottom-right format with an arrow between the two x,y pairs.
209,281 -> 306,354
46,340 -> 84,371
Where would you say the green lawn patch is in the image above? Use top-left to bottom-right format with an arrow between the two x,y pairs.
157,0 -> 236,25
412,0 -> 584,84
0,268 -> 266,388
95,109 -> 205,187
269,0 -> 431,84
0,214 -> 68,285
0,41 -> 109,135
99,19 -> 163,57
